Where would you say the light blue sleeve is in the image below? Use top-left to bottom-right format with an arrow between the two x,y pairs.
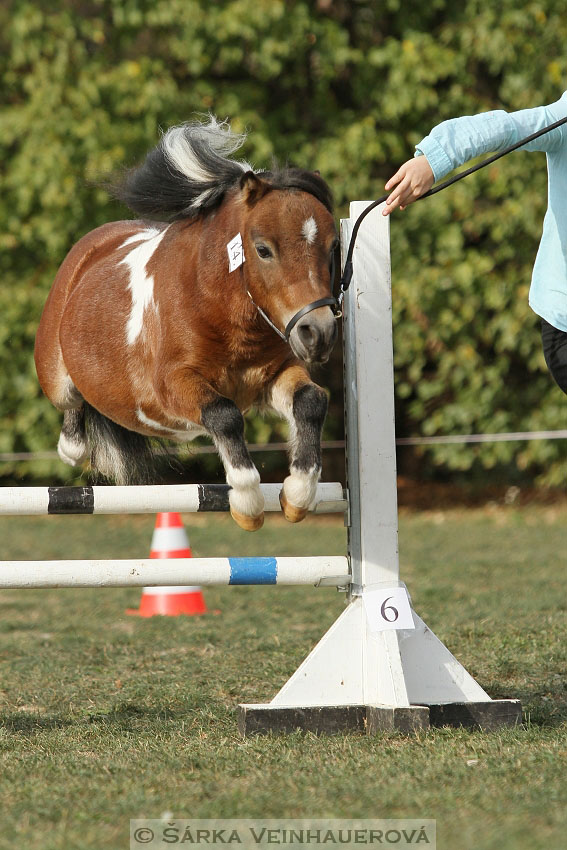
415,92 -> 567,182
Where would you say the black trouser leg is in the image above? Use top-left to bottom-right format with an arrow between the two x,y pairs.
541,319 -> 567,395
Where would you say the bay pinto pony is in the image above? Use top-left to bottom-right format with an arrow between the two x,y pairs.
34,117 -> 340,531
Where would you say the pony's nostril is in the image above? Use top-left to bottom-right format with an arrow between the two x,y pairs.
297,323 -> 319,350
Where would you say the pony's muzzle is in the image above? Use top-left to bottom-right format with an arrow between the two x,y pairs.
291,307 -> 338,365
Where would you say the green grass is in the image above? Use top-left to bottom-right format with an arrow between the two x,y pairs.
0,505 -> 566,849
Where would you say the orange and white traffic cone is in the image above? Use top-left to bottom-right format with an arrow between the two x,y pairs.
127,512 -> 207,616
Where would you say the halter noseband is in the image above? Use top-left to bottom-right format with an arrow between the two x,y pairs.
247,292 -> 340,343
247,251 -> 341,344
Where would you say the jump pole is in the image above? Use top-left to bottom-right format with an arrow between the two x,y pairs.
238,201 -> 521,735
0,556 -> 349,589
0,482 -> 345,516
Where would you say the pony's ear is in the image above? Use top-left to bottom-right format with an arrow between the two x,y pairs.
240,171 -> 270,206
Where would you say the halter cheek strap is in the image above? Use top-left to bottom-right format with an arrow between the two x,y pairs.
246,291 -> 288,342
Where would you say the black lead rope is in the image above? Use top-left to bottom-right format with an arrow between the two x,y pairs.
338,114 -> 567,302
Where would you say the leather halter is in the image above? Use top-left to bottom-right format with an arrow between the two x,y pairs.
246,251 -> 341,344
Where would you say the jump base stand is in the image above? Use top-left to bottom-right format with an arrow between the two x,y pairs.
239,202 -> 521,736
238,598 -> 521,735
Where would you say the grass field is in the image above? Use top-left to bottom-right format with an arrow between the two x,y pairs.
1,501 -> 567,849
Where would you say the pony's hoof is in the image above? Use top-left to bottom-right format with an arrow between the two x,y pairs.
230,509 -> 265,532
279,490 -> 309,523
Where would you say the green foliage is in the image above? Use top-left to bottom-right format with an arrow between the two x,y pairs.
2,0 -> 567,483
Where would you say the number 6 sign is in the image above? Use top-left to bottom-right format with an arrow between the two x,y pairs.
363,586 -> 415,632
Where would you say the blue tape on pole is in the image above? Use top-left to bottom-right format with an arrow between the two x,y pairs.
228,557 -> 278,585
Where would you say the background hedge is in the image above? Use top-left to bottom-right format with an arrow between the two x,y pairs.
2,0 -> 567,485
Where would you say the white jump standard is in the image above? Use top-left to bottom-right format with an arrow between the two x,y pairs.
238,202 -> 521,735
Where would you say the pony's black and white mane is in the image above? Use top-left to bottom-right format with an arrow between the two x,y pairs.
115,116 -> 333,220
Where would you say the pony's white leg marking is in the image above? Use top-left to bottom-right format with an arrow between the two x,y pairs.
302,216 -> 318,244
57,432 -> 89,466
55,386 -> 88,467
200,396 -> 264,530
57,408 -> 88,467
119,227 -> 168,345
217,447 -> 264,519
282,465 -> 320,510
269,379 -> 327,520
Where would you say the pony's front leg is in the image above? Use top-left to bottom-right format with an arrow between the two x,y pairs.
269,366 -> 328,523
200,397 -> 265,532
158,371 -> 264,532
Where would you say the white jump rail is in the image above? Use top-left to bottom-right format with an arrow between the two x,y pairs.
0,556 -> 350,589
0,482 -> 346,515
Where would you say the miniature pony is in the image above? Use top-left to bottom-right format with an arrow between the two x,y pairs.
34,118 -> 339,531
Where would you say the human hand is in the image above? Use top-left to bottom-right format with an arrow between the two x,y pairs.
382,156 -> 435,215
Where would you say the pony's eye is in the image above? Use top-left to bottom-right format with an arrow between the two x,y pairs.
255,244 -> 273,260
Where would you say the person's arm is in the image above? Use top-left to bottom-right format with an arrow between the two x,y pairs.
383,92 -> 567,216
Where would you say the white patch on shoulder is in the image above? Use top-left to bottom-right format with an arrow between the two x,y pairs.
302,216 -> 318,244
120,228 -> 159,249
119,227 -> 168,345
